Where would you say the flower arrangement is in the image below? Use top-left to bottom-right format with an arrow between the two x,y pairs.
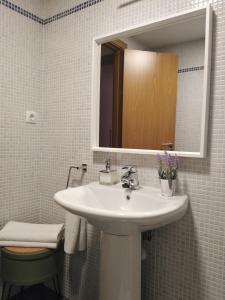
157,152 -> 179,180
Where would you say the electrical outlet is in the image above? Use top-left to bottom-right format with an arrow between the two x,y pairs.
26,111 -> 38,124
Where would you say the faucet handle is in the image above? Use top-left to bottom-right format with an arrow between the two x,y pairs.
122,165 -> 137,173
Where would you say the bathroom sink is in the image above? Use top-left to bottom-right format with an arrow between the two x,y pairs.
54,182 -> 188,300
54,182 -> 188,234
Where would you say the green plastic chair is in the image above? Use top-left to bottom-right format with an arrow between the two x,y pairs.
0,247 -> 60,300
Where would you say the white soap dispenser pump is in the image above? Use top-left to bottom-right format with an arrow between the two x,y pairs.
99,158 -> 118,185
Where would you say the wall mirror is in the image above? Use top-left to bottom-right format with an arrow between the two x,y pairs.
91,5 -> 212,157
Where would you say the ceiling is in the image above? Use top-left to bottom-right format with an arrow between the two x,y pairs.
130,15 -> 206,49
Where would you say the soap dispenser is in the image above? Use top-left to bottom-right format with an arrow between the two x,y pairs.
99,158 -> 118,185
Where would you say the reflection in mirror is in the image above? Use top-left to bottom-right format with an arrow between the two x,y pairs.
99,15 -> 206,152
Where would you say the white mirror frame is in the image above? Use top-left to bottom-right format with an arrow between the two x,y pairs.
91,5 -> 213,158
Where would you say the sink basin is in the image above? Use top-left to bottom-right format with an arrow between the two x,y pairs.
54,182 -> 188,300
54,182 -> 188,234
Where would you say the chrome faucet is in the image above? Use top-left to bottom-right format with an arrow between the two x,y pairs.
121,166 -> 139,190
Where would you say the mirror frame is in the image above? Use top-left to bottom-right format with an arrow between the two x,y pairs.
91,4 -> 213,158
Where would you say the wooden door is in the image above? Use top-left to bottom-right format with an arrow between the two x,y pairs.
122,49 -> 178,150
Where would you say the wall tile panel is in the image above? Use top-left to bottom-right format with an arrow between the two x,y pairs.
41,1 -> 225,300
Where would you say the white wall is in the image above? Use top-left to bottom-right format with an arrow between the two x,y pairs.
42,0 -> 83,19
7,0 -> 43,17
122,36 -> 148,50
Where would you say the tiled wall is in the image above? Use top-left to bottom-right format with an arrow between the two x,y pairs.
2,0 -> 44,17
42,0 -> 84,19
1,0 -> 225,300
42,0 -> 225,299
0,3 -> 43,227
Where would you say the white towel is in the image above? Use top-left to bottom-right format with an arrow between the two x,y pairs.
64,212 -> 87,254
0,221 -> 64,246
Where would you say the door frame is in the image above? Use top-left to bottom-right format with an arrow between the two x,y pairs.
103,41 -> 126,147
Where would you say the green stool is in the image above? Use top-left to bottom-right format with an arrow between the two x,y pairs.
1,247 -> 60,300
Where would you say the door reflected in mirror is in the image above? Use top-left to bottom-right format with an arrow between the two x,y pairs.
99,17 -> 206,152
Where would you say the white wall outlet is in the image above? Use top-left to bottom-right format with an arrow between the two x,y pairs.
26,111 -> 38,124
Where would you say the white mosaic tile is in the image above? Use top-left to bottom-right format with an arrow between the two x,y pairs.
9,0 -> 43,17
0,5 -> 43,228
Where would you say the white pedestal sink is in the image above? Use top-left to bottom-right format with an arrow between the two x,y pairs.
54,182 -> 188,300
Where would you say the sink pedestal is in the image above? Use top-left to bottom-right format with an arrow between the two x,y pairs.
55,182 -> 188,300
99,231 -> 141,300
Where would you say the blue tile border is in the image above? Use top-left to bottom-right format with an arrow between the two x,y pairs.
44,0 -> 104,25
178,65 -> 204,73
0,0 -> 104,25
0,0 -> 44,24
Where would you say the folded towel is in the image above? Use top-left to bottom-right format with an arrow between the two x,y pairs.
0,241 -> 58,249
64,212 -> 87,254
0,221 -> 64,244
